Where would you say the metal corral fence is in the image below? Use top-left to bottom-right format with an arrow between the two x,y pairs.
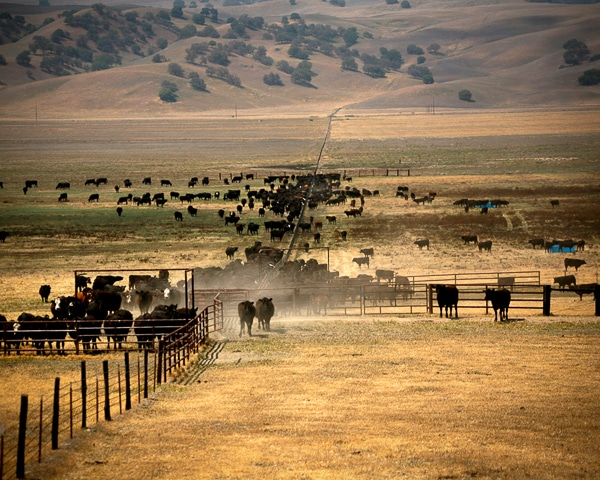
194,271 -> 553,320
0,296 -> 223,479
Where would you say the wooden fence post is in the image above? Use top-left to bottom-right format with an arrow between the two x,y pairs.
17,395 -> 28,479
595,285 -> 600,316
103,360 -> 111,421
124,351 -> 131,410
81,361 -> 87,429
543,285 -> 552,316
143,349 -> 149,399
51,377 -> 60,450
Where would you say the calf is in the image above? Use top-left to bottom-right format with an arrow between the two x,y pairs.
414,239 -> 430,250
484,288 -> 511,321
39,285 -> 51,302
238,300 -> 256,337
225,246 -> 238,259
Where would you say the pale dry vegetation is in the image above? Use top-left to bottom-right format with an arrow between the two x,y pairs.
1,109 -> 600,479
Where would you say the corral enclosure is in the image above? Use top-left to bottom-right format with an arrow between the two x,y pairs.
1,109 -> 600,479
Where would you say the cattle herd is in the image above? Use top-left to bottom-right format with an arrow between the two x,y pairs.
0,272 -> 199,355
0,170 -> 595,355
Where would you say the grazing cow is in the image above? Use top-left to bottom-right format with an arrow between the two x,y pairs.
84,178 -> 95,186
117,196 -> 129,205
271,229 -> 285,242
104,309 -> 134,349
58,193 -> 68,202
553,275 -> 576,290
461,235 -> 478,245
360,248 -> 374,258
256,297 -> 275,331
238,300 -> 256,337
142,177 -> 152,185
0,231 -> 8,242
565,258 -> 586,272
88,193 -> 99,202
225,215 -> 240,226
116,207 -> 123,217
187,205 -> 198,216
25,180 -> 38,189
353,257 -> 370,269
576,239 -> 585,252
56,182 -> 70,189
326,215 -> 336,224
484,288 -> 511,321
528,238 -> 545,249
478,240 -> 493,252
434,285 -> 459,318
39,285 -> 51,302
569,283 -> 598,301
226,246 -> 238,259
414,239 -> 430,250
376,269 -> 395,283
95,177 -> 107,186
124,179 -> 132,188
174,211 -> 183,222
550,199 -> 559,207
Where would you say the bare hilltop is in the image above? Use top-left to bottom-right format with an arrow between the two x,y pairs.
0,0 -> 599,119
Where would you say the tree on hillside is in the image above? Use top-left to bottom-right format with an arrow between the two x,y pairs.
168,62 -> 185,76
263,72 -> 284,86
16,50 -> 32,67
400,0 -> 411,7
159,86 -> 177,102
458,89 -> 473,101
562,38 -> 589,65
342,27 -> 359,47
578,68 -> 600,85
427,43 -> 441,55
189,72 -> 207,91
341,56 -> 358,71
407,44 -> 424,55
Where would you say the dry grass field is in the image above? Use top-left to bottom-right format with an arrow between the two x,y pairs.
0,108 -> 599,478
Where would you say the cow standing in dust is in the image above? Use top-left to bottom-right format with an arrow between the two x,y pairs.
238,300 -> 256,337
256,297 -> 275,331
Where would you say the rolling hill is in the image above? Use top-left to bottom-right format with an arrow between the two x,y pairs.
0,0 -> 599,119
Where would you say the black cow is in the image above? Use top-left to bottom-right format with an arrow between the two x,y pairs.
565,258 -> 586,272
256,297 -> 275,331
56,182 -> 70,189
25,180 -> 38,189
161,179 -> 172,186
0,231 -> 8,242
39,285 -> 51,302
271,229 -> 285,242
484,288 -> 511,321
238,300 -> 256,337
88,193 -> 99,202
528,238 -> 545,249
142,177 -> 152,185
414,239 -> 430,250
326,215 -> 336,224
202,177 -> 210,186
360,248 -> 374,258
434,285 -> 459,318
92,275 -> 123,291
353,257 -> 370,269
478,240 -> 493,252
225,215 -> 240,226
550,199 -> 559,207
461,235 -> 478,245
116,207 -> 123,217
188,205 -> 198,216
95,177 -> 107,186
76,275 -> 91,291
554,275 -> 576,290
226,246 -> 238,259
569,283 -> 598,301
104,309 -> 134,349
58,193 -> 68,202
376,269 -> 395,283
174,211 -> 183,222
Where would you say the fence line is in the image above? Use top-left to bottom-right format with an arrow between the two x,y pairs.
0,296 -> 223,480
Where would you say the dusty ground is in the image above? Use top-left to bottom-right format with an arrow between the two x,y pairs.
1,109 -> 599,478
21,315 -> 600,480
